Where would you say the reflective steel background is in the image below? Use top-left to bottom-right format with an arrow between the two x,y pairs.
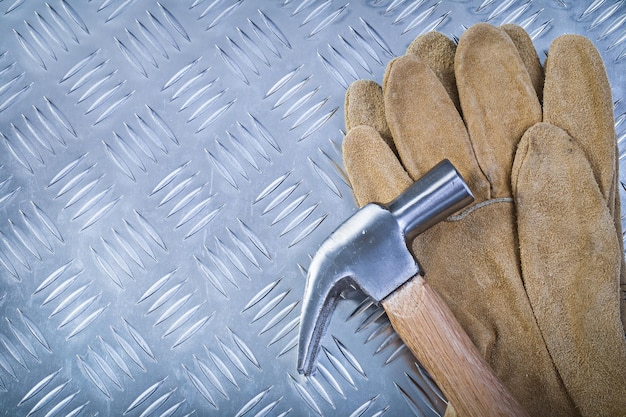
0,1 -> 624,416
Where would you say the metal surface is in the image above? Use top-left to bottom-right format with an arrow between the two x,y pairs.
0,1 -> 624,416
297,160 -> 474,376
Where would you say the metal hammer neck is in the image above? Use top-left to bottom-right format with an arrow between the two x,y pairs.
386,160 -> 474,240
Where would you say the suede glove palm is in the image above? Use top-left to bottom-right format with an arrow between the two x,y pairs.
342,23 -> 626,417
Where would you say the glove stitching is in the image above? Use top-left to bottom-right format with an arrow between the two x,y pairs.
446,197 -> 514,221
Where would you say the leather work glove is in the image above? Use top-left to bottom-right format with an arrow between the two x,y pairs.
342,23 -> 626,417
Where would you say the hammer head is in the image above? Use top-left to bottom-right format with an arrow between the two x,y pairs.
297,160 -> 473,376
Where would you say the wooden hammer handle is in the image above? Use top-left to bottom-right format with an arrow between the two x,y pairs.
382,275 -> 529,417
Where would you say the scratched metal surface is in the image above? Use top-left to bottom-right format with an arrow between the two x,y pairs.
0,1 -> 624,416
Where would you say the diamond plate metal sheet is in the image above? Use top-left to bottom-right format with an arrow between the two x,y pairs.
0,1 -> 624,416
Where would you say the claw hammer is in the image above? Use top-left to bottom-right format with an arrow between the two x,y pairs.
297,160 -> 529,417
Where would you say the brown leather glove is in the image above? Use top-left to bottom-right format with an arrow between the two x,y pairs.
342,23 -> 626,417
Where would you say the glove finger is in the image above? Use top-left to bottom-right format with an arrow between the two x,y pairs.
512,122 -> 626,417
543,35 -> 616,210
383,53 -> 490,201
543,31 -> 626,355
342,125 -> 412,207
405,31 -> 460,113
344,31 -> 460,154
344,79 -> 394,152
456,23 -> 541,198
500,24 -> 544,102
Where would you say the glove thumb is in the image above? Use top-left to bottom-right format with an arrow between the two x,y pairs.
513,122 -> 626,417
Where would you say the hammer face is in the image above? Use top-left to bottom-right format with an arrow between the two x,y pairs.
297,204 -> 418,375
